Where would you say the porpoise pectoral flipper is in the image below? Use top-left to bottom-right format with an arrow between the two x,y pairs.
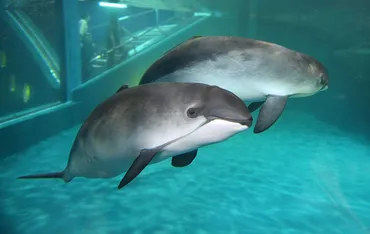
171,150 -> 198,167
248,101 -> 264,113
118,146 -> 163,189
254,95 -> 288,133
118,141 -> 198,189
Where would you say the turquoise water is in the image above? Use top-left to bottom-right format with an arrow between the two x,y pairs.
1,110 -> 369,234
1,1 -> 370,233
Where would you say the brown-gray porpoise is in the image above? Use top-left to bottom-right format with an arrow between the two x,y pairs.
17,82 -> 253,189
138,36 -> 329,133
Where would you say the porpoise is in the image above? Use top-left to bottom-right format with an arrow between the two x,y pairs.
18,82 -> 253,189
138,36 -> 329,133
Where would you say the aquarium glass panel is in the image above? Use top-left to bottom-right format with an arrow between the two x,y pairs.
0,0 -> 64,123
79,1 -> 198,82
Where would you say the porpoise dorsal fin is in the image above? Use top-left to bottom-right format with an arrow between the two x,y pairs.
190,36 -> 202,40
138,36 -> 207,85
161,36 -> 203,57
171,150 -> 198,167
116,84 -> 129,93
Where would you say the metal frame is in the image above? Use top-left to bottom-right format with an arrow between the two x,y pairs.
61,0 -> 82,100
89,10 -> 195,63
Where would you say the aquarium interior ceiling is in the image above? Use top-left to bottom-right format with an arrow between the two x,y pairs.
4,0 -> 243,13
4,0 -> 370,52
4,0 -> 369,13
0,0 -> 354,13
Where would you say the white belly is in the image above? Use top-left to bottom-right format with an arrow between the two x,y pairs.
154,55 -> 310,100
154,119 -> 248,162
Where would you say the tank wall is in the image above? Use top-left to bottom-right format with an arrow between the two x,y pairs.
0,102 -> 83,158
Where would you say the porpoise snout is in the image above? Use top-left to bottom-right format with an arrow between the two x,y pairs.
205,86 -> 254,127
205,104 -> 253,127
239,116 -> 253,127
206,110 -> 253,127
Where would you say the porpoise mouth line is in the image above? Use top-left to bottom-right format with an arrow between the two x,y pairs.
156,116 -> 251,153
207,116 -> 253,127
155,119 -> 219,152
321,85 -> 328,91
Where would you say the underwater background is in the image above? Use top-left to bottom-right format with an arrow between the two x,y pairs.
0,0 -> 369,233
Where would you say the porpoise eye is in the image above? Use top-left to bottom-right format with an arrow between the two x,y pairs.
187,107 -> 199,118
